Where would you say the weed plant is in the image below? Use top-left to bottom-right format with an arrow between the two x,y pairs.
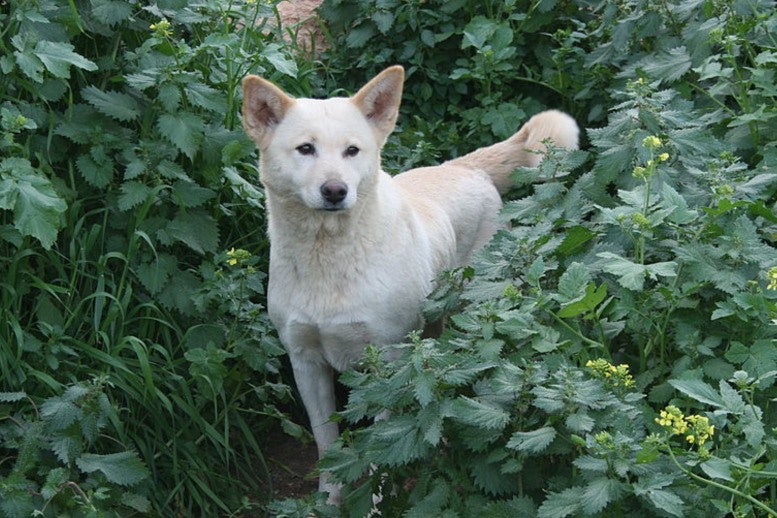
285,0 -> 776,517
1,0 -> 307,514
1,0 -> 775,516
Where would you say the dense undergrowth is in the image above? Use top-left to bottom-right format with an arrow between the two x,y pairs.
1,0 -> 775,516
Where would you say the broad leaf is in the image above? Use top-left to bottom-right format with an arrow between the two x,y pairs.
163,210 -> 219,254
157,112 -> 205,160
0,158 -> 67,249
668,378 -> 724,407
450,396 -> 510,430
582,477 -> 624,514
34,40 -> 98,78
82,85 -> 140,122
76,451 -> 149,486
537,486 -> 584,518
507,426 -> 557,454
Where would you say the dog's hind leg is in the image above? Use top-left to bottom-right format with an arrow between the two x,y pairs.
287,355 -> 342,503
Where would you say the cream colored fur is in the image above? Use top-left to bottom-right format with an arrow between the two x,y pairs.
241,66 -> 579,503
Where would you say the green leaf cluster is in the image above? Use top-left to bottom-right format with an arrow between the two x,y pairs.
1,0 -> 312,514
305,0 -> 777,515
0,380 -> 150,517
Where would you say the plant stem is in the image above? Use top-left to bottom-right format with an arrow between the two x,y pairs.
666,446 -> 777,516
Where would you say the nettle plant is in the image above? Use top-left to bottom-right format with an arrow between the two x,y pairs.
309,78 -> 777,517
0,380 -> 150,516
1,0 -> 310,514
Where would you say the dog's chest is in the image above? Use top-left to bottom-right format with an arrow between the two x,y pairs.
267,249 -> 428,371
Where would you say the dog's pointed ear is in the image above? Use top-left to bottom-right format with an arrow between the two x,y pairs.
351,65 -> 404,141
242,75 -> 295,148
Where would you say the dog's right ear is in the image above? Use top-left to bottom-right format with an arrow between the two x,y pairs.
242,75 -> 295,148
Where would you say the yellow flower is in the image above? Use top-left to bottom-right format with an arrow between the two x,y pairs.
226,247 -> 251,267
586,359 -> 635,388
150,19 -> 172,37
767,266 -> 777,291
685,414 -> 714,446
642,135 -> 662,150
656,406 -> 714,447
658,152 -> 669,162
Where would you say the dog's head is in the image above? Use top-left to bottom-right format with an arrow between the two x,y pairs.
242,66 -> 404,211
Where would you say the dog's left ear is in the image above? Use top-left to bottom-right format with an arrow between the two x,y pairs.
242,75 -> 295,149
351,65 -> 404,142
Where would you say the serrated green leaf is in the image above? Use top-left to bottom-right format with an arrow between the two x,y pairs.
597,252 -> 647,290
158,269 -> 200,315
718,380 -> 746,414
0,392 -> 27,402
573,455 -> 608,473
90,0 -> 133,25
50,434 -> 82,464
42,468 -> 69,500
582,477 -> 623,514
263,43 -> 298,78
660,183 -> 697,224
537,486 -> 584,518
639,46 -> 692,82
668,378 -> 724,407
165,210 -> 218,254
556,225 -> 596,257
558,282 -> 607,318
0,158 -> 67,249
76,451 -> 149,486
507,426 -> 556,454
157,112 -> 204,160
121,492 -> 151,513
564,411 -> 595,432
450,396 -> 509,430
82,86 -> 140,122
118,181 -> 152,211
14,49 -> 44,82
557,262 -> 591,303
76,149 -> 113,188
34,40 -> 98,78
136,254 -> 177,294
470,455 -> 520,496
185,82 -> 225,113
414,369 -> 436,407
40,398 -> 81,430
643,488 -> 684,517
172,179 -> 215,208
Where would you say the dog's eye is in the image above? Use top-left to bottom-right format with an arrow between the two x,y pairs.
344,145 -> 360,157
296,143 -> 316,156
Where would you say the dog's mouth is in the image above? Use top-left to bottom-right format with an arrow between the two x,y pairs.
321,204 -> 347,212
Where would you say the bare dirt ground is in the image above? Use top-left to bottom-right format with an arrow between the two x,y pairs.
263,428 -> 319,501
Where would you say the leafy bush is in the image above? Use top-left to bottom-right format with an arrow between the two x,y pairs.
0,0 -> 307,514
299,0 -> 776,516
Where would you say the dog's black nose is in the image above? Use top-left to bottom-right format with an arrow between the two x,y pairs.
320,180 -> 348,205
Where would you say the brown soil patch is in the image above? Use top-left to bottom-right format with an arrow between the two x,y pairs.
264,429 -> 318,500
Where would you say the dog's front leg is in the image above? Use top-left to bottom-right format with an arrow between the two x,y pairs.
288,354 -> 341,503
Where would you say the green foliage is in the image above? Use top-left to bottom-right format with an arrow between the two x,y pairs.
0,380 -> 150,517
1,0 -> 309,514
2,0 -> 776,515
305,0 -> 777,515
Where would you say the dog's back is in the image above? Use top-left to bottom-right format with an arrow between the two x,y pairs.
394,110 -> 580,266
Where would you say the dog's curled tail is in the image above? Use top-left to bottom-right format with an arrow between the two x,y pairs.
447,110 -> 579,194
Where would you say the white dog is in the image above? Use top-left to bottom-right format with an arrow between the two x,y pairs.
241,66 -> 579,503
